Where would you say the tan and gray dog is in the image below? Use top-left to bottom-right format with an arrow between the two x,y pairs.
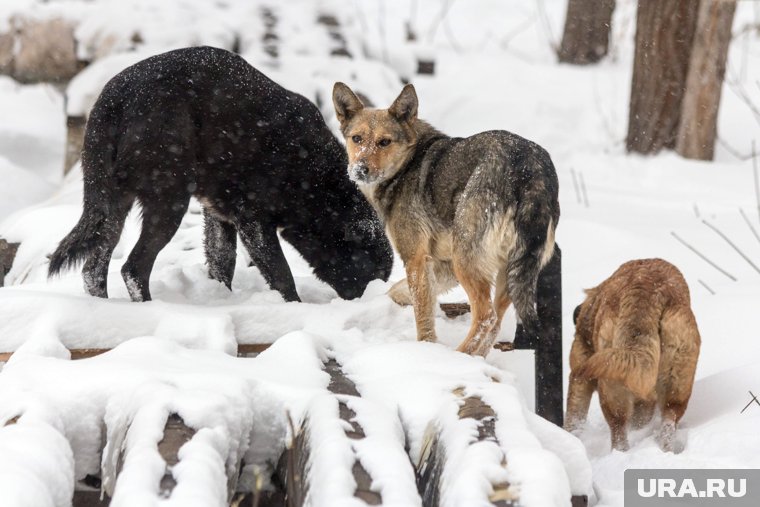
332,82 -> 559,356
566,258 -> 701,452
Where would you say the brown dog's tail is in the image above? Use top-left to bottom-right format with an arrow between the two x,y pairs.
576,342 -> 659,400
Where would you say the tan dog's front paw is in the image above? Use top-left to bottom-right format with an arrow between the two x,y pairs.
418,330 -> 438,343
388,278 -> 414,306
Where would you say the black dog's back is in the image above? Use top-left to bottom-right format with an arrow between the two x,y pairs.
49,47 -> 392,302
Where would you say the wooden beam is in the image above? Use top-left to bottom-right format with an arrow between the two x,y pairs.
0,343 -> 273,363
72,491 -> 110,507
439,302 -> 470,318
157,415 -> 196,496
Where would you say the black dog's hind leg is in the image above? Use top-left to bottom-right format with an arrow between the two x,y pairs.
203,208 -> 237,289
121,199 -> 189,302
238,218 -> 300,302
81,198 -> 133,298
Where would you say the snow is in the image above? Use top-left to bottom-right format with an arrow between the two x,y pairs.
0,421 -> 75,507
2,0 -> 760,506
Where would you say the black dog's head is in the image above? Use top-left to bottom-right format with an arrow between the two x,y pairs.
281,213 -> 393,300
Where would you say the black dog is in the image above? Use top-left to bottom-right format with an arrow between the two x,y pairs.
49,46 -> 393,302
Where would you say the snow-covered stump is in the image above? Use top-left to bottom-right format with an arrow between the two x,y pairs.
260,7 -> 279,63
103,411 -> 242,506
285,358 -> 420,506
64,115 -> 87,174
316,14 -> 352,58
0,238 -> 19,287
0,16 -> 85,84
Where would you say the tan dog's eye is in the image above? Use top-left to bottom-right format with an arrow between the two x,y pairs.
352,135 -> 362,143
378,139 -> 391,147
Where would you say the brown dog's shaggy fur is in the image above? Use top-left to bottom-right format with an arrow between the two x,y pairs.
566,259 -> 700,452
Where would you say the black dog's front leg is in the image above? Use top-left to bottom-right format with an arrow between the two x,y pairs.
238,218 -> 300,302
203,208 -> 237,289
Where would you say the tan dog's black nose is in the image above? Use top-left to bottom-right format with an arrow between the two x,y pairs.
349,161 -> 369,182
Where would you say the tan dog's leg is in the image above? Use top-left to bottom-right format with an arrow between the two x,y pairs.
388,278 -> 413,306
454,261 -> 496,356
389,261 -> 458,307
406,249 -> 437,342
565,338 -> 597,432
494,267 -> 513,329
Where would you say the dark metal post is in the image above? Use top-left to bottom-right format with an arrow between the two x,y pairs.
514,245 -> 563,427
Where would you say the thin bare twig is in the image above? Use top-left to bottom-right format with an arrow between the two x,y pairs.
671,231 -> 737,281
693,204 -> 701,219
426,0 -> 454,43
753,141 -> 760,225
726,77 -> 760,128
741,391 -> 760,414
702,219 -> 760,276
377,0 -> 389,63
570,167 -> 582,204
579,171 -> 590,208
698,279 -> 716,295
740,207 -> 760,247
535,0 -> 558,52
717,136 -> 755,161
500,14 -> 537,50
442,2 -> 463,53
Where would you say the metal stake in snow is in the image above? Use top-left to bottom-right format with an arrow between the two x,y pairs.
512,245 -> 564,427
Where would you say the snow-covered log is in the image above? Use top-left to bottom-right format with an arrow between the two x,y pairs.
285,358 -> 420,506
0,238 -> 18,287
0,16 -> 83,84
0,418 -> 76,507
64,116 -> 86,175
102,410 -> 243,506
416,390 -> 519,506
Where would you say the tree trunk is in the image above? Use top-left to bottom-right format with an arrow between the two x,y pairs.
558,0 -> 616,64
626,0 -> 700,154
676,0 -> 737,160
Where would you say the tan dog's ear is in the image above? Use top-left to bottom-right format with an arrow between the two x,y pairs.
389,84 -> 418,123
333,82 -> 365,125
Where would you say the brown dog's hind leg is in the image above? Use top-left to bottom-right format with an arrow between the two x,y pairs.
406,248 -> 437,342
657,401 -> 688,453
565,338 -> 596,432
454,262 -> 496,356
656,308 -> 700,453
631,399 -> 656,429
599,382 -> 633,451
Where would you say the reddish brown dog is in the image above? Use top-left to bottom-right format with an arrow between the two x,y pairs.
566,259 -> 701,452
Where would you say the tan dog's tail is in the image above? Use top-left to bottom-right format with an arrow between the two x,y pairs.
576,341 -> 659,400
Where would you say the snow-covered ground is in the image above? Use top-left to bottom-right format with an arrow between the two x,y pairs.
1,0 -> 760,506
